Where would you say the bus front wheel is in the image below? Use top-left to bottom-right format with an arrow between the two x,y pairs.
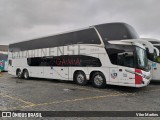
75,71 -> 88,86
92,72 -> 106,88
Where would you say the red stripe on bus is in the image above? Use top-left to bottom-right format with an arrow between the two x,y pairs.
135,69 -> 142,84
135,69 -> 143,84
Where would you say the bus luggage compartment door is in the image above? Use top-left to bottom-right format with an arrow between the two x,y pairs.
52,67 -> 69,80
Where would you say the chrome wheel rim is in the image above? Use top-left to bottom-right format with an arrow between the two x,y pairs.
77,74 -> 85,84
94,75 -> 103,86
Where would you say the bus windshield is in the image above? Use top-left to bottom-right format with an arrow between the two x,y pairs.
105,44 -> 149,71
136,47 -> 148,71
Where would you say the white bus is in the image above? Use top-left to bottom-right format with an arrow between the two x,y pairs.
140,38 -> 160,81
8,23 -> 151,88
119,39 -> 159,81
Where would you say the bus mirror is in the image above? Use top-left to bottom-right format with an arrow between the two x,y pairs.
123,53 -> 128,57
125,53 -> 128,56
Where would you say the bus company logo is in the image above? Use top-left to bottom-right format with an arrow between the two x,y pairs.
2,112 -> 11,117
56,58 -> 80,66
111,70 -> 117,79
11,45 -> 87,59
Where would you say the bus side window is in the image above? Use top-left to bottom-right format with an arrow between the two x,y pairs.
107,47 -> 134,68
9,60 -> 12,66
117,52 -> 134,67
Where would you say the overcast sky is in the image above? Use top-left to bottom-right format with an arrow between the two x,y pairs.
0,0 -> 160,45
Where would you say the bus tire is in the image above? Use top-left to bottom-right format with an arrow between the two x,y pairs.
91,72 -> 106,88
17,69 -> 23,79
75,71 -> 88,86
23,69 -> 30,80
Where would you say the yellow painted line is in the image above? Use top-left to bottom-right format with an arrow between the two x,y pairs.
0,93 -> 35,106
3,92 -> 133,111
2,88 -> 160,111
145,88 -> 160,92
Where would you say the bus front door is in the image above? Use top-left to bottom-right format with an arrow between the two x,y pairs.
117,52 -> 135,85
118,66 -> 135,85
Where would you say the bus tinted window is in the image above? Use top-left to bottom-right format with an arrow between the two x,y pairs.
95,23 -> 139,42
9,33 -> 74,52
9,28 -> 100,52
73,29 -> 101,44
150,41 -> 160,44
27,55 -> 102,67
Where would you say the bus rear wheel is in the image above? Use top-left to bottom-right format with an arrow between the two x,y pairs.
92,72 -> 106,88
23,70 -> 30,80
75,71 -> 88,86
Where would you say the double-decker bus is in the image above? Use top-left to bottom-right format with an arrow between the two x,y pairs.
8,23 -> 151,88
0,51 -> 8,71
139,38 -> 160,81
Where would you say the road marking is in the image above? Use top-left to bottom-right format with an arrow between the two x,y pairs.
145,88 -> 160,92
2,88 -> 160,111
0,93 -> 35,106
1,78 -> 160,111
2,92 -> 133,111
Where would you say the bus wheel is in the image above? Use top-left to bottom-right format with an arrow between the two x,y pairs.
75,71 -> 88,86
17,70 -> 22,79
23,70 -> 30,80
92,72 -> 106,88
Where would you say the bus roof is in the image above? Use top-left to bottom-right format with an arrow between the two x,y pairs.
9,22 -> 133,45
